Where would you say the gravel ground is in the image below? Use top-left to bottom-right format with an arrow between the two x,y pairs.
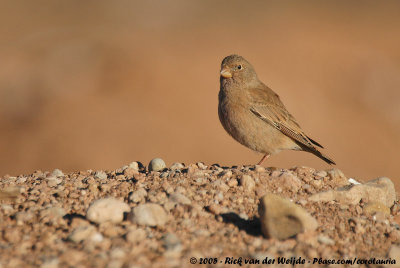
0,161 -> 399,268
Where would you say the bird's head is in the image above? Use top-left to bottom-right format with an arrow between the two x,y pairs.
220,54 -> 258,85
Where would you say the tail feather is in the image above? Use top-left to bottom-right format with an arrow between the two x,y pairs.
306,135 -> 324,148
310,149 -> 336,165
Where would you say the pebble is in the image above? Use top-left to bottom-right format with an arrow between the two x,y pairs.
129,188 -> 148,203
258,193 -> 318,240
68,225 -> 97,243
129,203 -> 168,227
326,168 -> 347,186
279,172 -> 302,192
317,235 -> 335,245
148,158 -> 166,172
86,198 -> 130,224
94,171 -> 108,181
196,162 -> 207,170
309,177 -> 396,207
40,206 -> 66,222
363,201 -> 390,216
15,211 -> 35,225
52,169 -> 64,177
46,176 -> 62,187
240,175 -> 255,192
128,162 -> 139,170
162,233 -> 182,252
169,192 -> 191,205
126,228 -> 146,243
170,162 -> 184,170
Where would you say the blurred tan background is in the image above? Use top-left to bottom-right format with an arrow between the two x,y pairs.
1,1 -> 399,187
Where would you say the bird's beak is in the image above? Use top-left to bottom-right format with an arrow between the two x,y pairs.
220,68 -> 232,78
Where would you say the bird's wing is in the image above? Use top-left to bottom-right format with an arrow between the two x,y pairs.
248,85 -> 323,150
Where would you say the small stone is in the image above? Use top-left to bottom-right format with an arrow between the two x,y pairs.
162,233 -> 182,252
363,201 -> 390,216
40,206 -> 66,222
68,225 -> 97,243
86,198 -> 130,224
15,211 -> 35,225
208,204 -> 221,215
240,175 -> 255,192
148,158 -> 166,172
309,177 -> 396,207
129,203 -> 168,227
94,171 -> 108,181
258,193 -> 318,240
197,162 -> 207,170
318,235 -> 335,245
219,170 -> 232,179
227,179 -> 238,187
46,176 -> 62,187
388,245 -> 400,265
169,192 -> 191,205
310,179 -> 322,189
129,188 -> 148,203
126,228 -> 146,243
254,165 -> 265,173
170,162 -> 184,170
52,169 -> 64,177
326,168 -> 347,186
212,179 -> 230,192
128,162 -> 139,170
124,168 -> 138,177
315,170 -> 327,177
41,258 -> 59,268
279,172 -> 302,192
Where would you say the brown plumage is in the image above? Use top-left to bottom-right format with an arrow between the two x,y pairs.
218,54 -> 335,165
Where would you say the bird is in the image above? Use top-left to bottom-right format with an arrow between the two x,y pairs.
218,54 -> 335,165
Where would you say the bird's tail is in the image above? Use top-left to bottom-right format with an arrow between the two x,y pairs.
310,149 -> 336,165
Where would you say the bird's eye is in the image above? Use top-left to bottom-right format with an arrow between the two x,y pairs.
237,65 -> 242,70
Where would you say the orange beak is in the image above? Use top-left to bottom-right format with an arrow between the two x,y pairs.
220,68 -> 232,78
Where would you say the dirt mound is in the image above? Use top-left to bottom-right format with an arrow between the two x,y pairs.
0,162 -> 399,267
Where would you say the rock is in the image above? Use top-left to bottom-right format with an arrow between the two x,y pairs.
163,233 -> 182,252
46,176 -> 62,187
128,162 -> 139,170
170,162 -> 184,170
309,177 -> 396,207
388,245 -> 400,267
240,175 -> 255,192
227,179 -> 238,187
126,228 -> 146,243
317,235 -> 335,245
129,203 -> 168,227
315,170 -> 327,178
40,207 -> 66,222
148,158 -> 166,172
51,169 -> 64,177
326,168 -> 347,186
15,211 -> 35,225
278,172 -> 302,192
94,171 -> 108,181
68,225 -> 97,243
169,192 -> 191,205
41,257 -> 59,268
86,198 -> 130,224
363,202 -> 390,216
258,193 -> 318,240
129,188 -> 148,203
212,179 -> 230,192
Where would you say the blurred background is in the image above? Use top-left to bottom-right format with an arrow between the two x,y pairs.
1,1 -> 399,187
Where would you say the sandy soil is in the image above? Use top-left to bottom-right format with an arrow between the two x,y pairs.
0,161 -> 399,267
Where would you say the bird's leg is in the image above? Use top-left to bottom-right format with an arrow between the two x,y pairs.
257,154 -> 270,165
